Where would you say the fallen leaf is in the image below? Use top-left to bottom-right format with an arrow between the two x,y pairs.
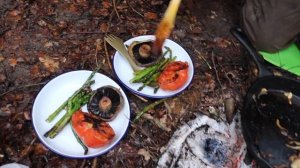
37,20 -> 47,27
30,65 -> 41,78
23,111 -> 31,120
44,41 -> 54,48
137,29 -> 148,35
0,38 -> 4,50
214,38 -> 231,48
0,74 -> 6,83
102,1 -> 112,8
144,12 -> 158,20
138,148 -> 151,161
0,106 -> 12,117
99,23 -> 108,32
8,58 -> 18,67
38,54 -> 59,73
76,0 -> 88,7
0,55 -> 4,62
98,9 -> 109,17
96,39 -> 102,51
14,93 -> 24,101
7,10 -> 22,22
68,4 -> 78,13
34,143 -> 48,155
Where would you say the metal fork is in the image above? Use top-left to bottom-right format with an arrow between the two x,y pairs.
105,34 -> 142,71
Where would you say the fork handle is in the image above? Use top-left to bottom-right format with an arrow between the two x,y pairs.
116,47 -> 142,72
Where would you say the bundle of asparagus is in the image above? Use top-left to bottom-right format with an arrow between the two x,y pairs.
130,47 -> 176,92
44,69 -> 98,139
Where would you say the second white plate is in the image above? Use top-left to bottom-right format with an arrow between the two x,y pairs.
32,70 -> 130,158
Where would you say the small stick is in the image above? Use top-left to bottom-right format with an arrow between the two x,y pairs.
211,51 -> 224,97
112,0 -> 121,21
133,93 -> 148,102
70,32 -> 106,35
126,1 -> 144,18
103,39 -> 113,70
80,159 -> 86,168
0,82 -> 46,97
95,39 -> 101,66
195,49 -> 212,69
92,157 -> 98,168
133,99 -> 166,122
103,9 -> 114,71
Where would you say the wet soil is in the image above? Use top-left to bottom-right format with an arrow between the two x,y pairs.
0,0 -> 252,167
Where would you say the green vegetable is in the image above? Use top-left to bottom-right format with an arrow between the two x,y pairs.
45,69 -> 99,122
44,88 -> 92,138
44,68 -> 100,138
71,121 -> 88,155
133,98 -> 166,122
130,47 -> 176,92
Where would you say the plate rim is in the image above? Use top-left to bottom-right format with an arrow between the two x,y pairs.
112,35 -> 194,99
31,70 -> 131,158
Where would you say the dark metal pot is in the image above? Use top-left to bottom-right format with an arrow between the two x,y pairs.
231,27 -> 300,168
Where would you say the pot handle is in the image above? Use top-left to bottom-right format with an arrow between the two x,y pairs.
231,27 -> 272,77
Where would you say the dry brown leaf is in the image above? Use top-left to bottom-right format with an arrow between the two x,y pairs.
44,41 -> 54,48
0,106 -> 12,117
0,38 -> 4,50
0,55 -> 4,62
23,111 -> 31,120
102,1 -> 112,9
0,74 -> 6,83
137,29 -> 148,35
144,12 -> 158,20
68,4 -> 78,13
138,148 -> 151,161
98,9 -> 109,17
38,54 -> 59,73
7,10 -> 22,22
37,20 -> 47,27
214,38 -> 231,48
99,23 -> 109,32
34,143 -> 48,155
76,0 -> 88,7
8,58 -> 18,67
30,65 -> 41,78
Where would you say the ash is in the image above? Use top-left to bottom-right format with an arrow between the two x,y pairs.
204,138 -> 228,166
157,113 -> 250,168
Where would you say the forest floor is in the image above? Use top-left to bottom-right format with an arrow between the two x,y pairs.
0,0 -> 255,167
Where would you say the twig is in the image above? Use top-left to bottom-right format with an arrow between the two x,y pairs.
80,159 -> 86,168
133,93 -> 148,102
103,39 -> 113,70
130,122 -> 159,147
217,61 -> 233,84
92,157 -> 98,168
103,1 -> 118,71
69,32 -> 106,34
112,0 -> 122,21
17,137 -> 37,162
133,99 -> 166,122
0,82 -> 46,97
199,103 -> 221,107
126,1 -> 144,18
195,49 -> 212,69
95,39 -> 101,67
211,51 -> 224,97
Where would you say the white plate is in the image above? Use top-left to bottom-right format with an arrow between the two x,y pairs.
32,70 -> 130,158
113,35 -> 194,99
